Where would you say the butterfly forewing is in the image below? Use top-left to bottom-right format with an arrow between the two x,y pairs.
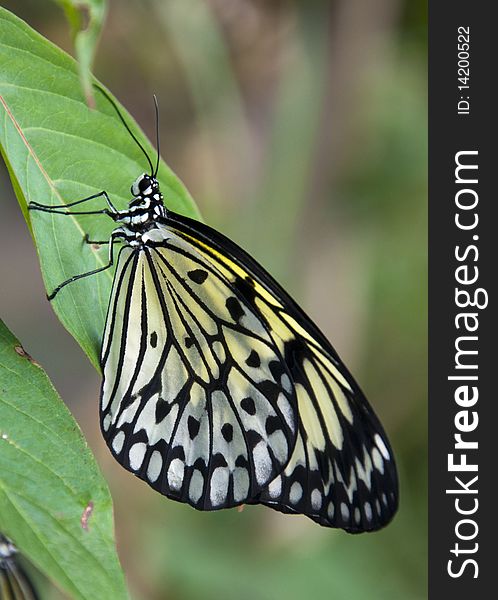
166,213 -> 398,531
255,330 -> 397,531
100,225 -> 298,510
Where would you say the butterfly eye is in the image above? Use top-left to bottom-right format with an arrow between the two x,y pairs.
131,174 -> 149,196
138,177 -> 150,192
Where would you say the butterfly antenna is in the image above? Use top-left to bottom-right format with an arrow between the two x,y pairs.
153,94 -> 160,177
94,84 -> 155,176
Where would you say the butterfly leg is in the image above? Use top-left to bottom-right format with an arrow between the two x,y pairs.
84,234 -> 110,245
29,190 -> 118,215
47,230 -> 126,301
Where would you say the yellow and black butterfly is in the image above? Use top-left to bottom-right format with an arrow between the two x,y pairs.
29,88 -> 398,533
0,534 -> 39,600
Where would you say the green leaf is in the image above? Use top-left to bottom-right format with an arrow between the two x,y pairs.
0,320 -> 128,600
52,0 -> 108,106
0,7 -> 200,370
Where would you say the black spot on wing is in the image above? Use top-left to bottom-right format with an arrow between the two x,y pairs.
235,454 -> 248,468
265,415 -> 281,435
150,331 -> 158,348
212,453 -> 228,468
221,423 -> 233,442
155,398 -> 171,423
269,359 -> 286,379
138,370 -> 162,403
188,269 -> 208,284
188,415 -> 201,439
245,350 -> 261,368
282,336 -> 311,378
120,392 -> 136,410
232,275 -> 256,299
257,379 -> 281,403
240,397 -> 256,416
226,296 -> 245,322
228,273 -> 275,329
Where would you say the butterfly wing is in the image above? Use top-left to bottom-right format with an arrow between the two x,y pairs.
166,212 -> 398,532
0,536 -> 38,600
100,234 -> 298,510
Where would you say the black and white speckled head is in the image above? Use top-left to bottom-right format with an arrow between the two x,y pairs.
131,173 -> 160,199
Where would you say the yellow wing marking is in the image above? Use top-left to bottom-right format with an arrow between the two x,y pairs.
314,359 -> 354,425
302,359 -> 343,449
176,231 -> 284,308
311,346 -> 353,393
296,382 -> 326,451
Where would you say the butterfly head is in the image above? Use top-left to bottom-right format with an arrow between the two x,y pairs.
131,173 -> 160,199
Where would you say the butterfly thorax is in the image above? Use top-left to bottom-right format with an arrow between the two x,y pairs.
113,173 -> 167,245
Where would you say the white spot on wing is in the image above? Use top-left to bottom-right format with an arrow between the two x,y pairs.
148,450 -> 163,483
281,374 -> 292,393
267,476 -> 282,499
252,441 -> 272,485
289,481 -> 303,505
340,502 -> 349,521
189,469 -> 204,503
210,467 -> 229,507
277,394 -> 295,432
268,429 -> 288,464
102,414 -> 111,432
375,434 -> 390,460
311,489 -> 322,511
129,443 -> 147,471
371,448 -> 384,474
233,468 -> 250,502
166,457 -> 184,489
112,431 -> 125,454
355,457 -> 372,490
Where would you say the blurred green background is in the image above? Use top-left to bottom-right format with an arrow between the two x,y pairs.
0,1 -> 427,599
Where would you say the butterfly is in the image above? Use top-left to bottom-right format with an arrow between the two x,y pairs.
0,534 -> 39,600
29,87 -> 398,533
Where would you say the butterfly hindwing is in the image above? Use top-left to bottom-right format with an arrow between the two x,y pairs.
167,212 -> 398,531
0,535 -> 38,600
100,228 -> 298,510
